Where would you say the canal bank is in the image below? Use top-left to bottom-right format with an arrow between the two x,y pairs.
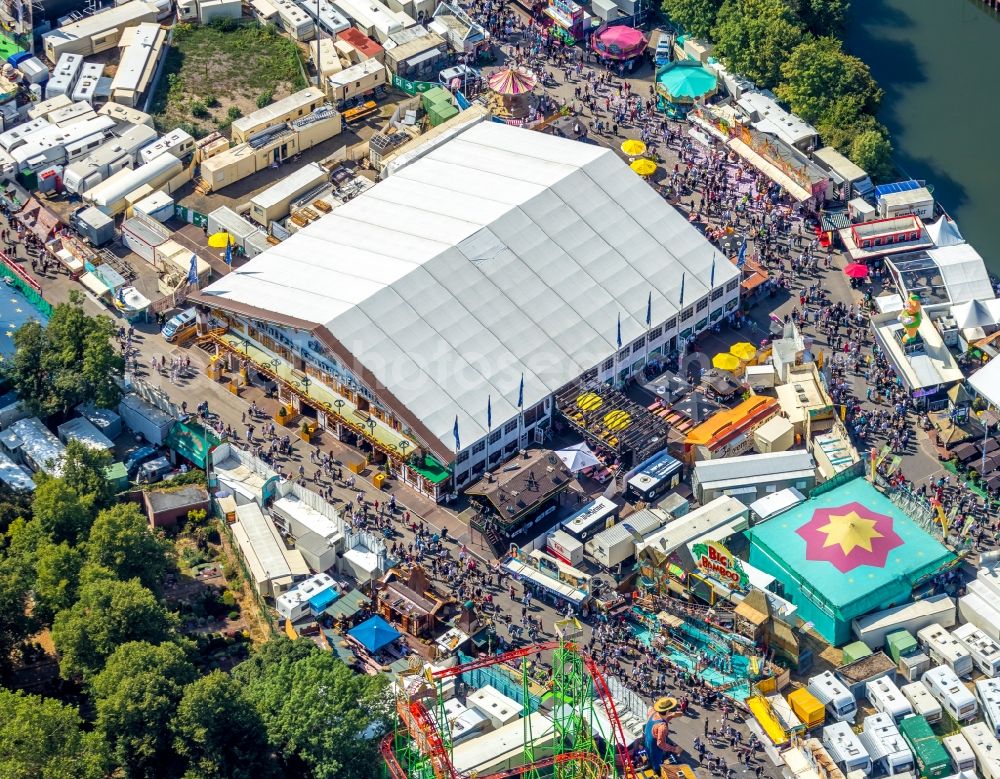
846,0 -> 1000,275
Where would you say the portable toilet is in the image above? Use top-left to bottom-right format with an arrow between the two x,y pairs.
788,688 -> 825,730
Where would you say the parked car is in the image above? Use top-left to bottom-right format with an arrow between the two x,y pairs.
125,445 -> 159,478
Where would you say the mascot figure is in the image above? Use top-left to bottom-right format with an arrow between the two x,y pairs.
644,696 -> 682,774
898,292 -> 923,345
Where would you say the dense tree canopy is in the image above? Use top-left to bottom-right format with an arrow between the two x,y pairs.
0,689 -> 101,779
712,0 -> 805,88
51,578 -> 174,681
92,641 -> 196,778
776,37 -> 882,126
31,478 -> 95,547
174,670 -> 276,779
61,441 -> 116,511
86,504 -> 170,594
32,541 -> 83,625
850,128 -> 894,182
5,295 -> 123,418
234,639 -> 391,779
661,0 -> 721,39
793,0 -> 849,36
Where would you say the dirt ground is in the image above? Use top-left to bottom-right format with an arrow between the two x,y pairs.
150,22 -> 307,138
216,528 -> 273,646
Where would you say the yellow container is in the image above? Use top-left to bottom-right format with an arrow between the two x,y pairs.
373,472 -> 386,489
787,687 -> 825,729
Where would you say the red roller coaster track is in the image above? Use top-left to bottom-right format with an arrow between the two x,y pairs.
382,642 -> 637,779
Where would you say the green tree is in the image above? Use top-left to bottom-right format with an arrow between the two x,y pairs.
61,440 -> 115,510
0,481 -> 33,536
32,540 -> 83,625
712,0 -> 806,88
0,689 -> 102,779
31,477 -> 95,546
0,553 -> 34,670
51,578 -> 174,680
775,36 -> 882,126
86,504 -> 170,593
793,0 -> 849,36
813,99 -> 881,154
5,295 -> 124,418
92,641 -> 196,779
661,0 -> 722,38
850,127 -> 894,182
174,671 -> 275,779
235,639 -> 390,779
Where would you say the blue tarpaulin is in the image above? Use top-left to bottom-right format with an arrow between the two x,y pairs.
348,615 -> 401,653
308,587 -> 339,614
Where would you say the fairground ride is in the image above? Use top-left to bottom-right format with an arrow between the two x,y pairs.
381,637 -> 638,779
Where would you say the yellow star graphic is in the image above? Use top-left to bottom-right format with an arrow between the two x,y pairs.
817,510 -> 883,555
13,308 -> 21,313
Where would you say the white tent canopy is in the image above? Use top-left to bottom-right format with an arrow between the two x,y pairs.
970,357 -> 1000,409
929,244 -> 994,305
555,442 -> 601,472
201,122 -> 738,452
952,298 -> 1000,329
926,216 -> 964,248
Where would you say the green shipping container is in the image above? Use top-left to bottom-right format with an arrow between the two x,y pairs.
841,641 -> 873,665
886,630 -> 918,664
898,715 -> 950,779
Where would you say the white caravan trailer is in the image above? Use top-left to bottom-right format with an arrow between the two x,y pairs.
808,671 -> 857,723
922,665 -> 977,722
954,623 -> 1000,677
917,623 -> 974,677
865,677 -> 913,725
901,680 -> 943,724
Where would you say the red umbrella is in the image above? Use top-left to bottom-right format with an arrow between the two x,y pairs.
844,263 -> 869,279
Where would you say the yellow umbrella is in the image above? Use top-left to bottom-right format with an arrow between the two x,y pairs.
712,352 -> 742,372
603,410 -> 632,431
576,392 -> 604,412
630,159 -> 658,177
621,139 -> 646,157
730,342 -> 757,362
207,231 -> 234,248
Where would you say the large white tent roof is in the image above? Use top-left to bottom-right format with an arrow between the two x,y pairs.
201,122 -> 738,453
928,244 -> 994,305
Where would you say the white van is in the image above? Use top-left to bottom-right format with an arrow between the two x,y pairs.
976,678 -> 1000,739
923,665 -> 978,722
822,721 -> 871,774
953,623 -> 1000,677
901,680 -> 943,724
161,307 -> 197,343
943,732 -> 977,774
808,671 -> 857,723
866,677 -> 913,725
918,623 -> 974,677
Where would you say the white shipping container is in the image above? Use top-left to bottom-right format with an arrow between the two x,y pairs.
852,594 -> 956,650
584,507 -> 667,568
546,530 -> 583,567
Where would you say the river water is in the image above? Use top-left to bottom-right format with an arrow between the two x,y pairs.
845,0 -> 1000,275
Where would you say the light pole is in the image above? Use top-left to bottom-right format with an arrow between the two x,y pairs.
333,398 -> 345,419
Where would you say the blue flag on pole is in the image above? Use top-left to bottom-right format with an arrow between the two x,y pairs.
646,290 -> 652,327
710,254 -> 716,288
616,313 -> 622,349
517,373 -> 524,409
224,237 -> 233,266
116,287 -> 126,305
453,416 -> 460,451
679,272 -> 686,307
487,395 -> 492,430
187,255 -> 199,285
737,238 -> 747,268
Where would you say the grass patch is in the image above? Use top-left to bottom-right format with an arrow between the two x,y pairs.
150,20 -> 307,137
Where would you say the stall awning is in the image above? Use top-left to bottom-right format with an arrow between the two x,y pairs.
166,421 -> 220,469
348,615 -> 401,652
79,271 -> 111,297
727,138 -> 812,202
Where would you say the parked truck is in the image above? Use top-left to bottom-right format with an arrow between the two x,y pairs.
852,594 -> 956,650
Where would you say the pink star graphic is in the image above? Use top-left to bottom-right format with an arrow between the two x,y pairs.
795,501 -> 903,573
